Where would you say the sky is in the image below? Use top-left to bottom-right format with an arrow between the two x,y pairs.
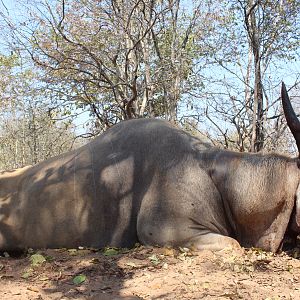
0,0 -> 299,139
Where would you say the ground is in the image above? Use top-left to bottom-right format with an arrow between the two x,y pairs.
0,245 -> 300,300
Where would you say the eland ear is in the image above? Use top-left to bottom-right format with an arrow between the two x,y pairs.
289,183 -> 300,234
295,185 -> 300,229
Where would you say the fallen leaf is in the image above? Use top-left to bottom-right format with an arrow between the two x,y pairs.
202,282 -> 210,289
45,255 -> 54,262
73,274 -> 86,285
39,276 -> 50,281
151,284 -> 161,289
21,270 -> 33,279
103,248 -> 120,256
27,286 -> 39,292
125,262 -> 137,268
68,249 -> 78,256
162,248 -> 175,257
0,274 -> 14,279
162,263 -> 168,269
30,254 -> 46,267
148,254 -> 160,265
179,247 -> 190,253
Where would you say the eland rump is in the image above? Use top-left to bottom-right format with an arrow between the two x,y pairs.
0,83 -> 299,252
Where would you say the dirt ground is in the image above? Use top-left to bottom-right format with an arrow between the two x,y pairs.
0,244 -> 300,300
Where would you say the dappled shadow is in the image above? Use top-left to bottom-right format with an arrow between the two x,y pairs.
208,150 -> 299,252
0,247 -> 144,299
0,118 -> 213,250
0,118 -> 213,299
3,244 -> 300,299
0,118 -> 298,299
42,253 -> 131,299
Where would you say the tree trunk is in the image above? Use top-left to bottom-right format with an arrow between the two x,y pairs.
246,0 -> 264,152
253,55 -> 264,152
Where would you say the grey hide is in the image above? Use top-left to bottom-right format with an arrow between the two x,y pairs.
0,118 -> 299,253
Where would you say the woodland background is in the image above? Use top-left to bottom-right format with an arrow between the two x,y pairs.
0,0 -> 299,170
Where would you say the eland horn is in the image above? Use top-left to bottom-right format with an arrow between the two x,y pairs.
281,82 -> 300,157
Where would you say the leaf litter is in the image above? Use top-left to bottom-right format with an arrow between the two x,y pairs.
0,245 -> 299,299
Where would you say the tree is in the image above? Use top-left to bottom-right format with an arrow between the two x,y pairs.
0,52 -> 79,170
3,0 -> 209,130
240,0 -> 300,151
192,0 -> 300,153
1,0 -> 299,156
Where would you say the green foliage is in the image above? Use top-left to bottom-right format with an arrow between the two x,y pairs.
21,270 -> 33,279
191,0 -> 300,152
0,0 -> 299,153
72,274 -> 86,285
30,254 -> 46,267
103,247 -> 120,256
0,53 -> 19,67
0,52 -> 79,170
8,0 -> 210,125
